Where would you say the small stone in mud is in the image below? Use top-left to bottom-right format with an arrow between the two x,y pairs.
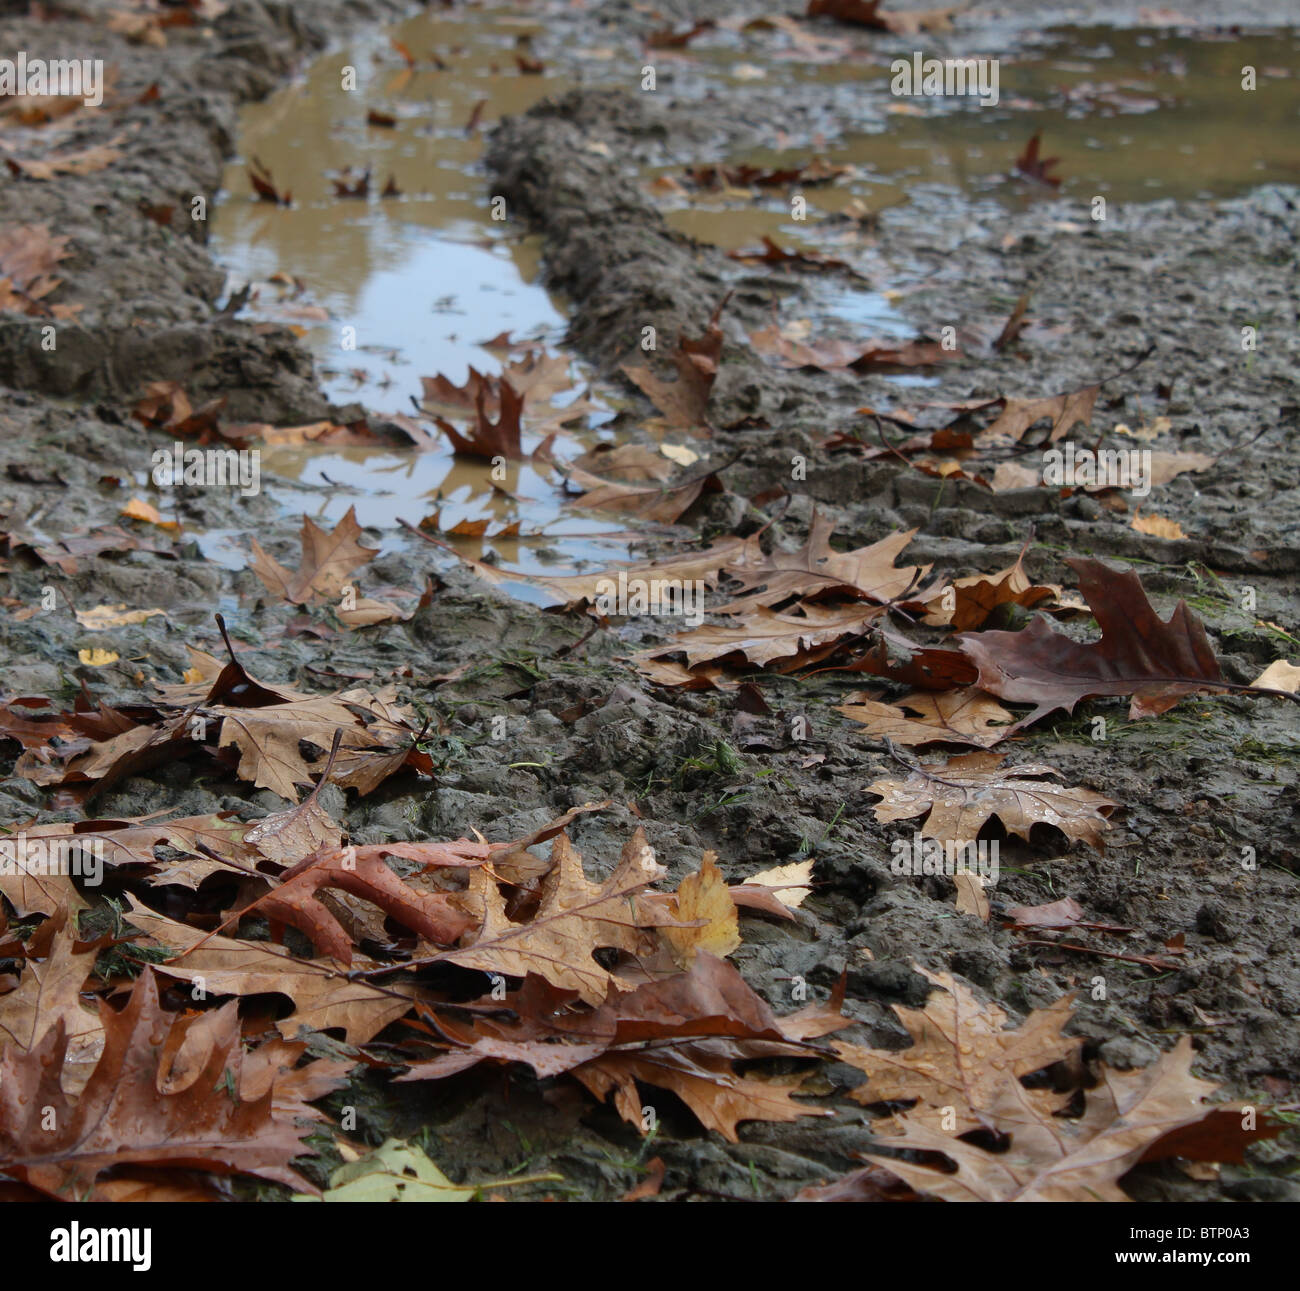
1196,901 -> 1236,943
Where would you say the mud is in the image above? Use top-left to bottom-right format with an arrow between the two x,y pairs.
0,0 -> 1297,1202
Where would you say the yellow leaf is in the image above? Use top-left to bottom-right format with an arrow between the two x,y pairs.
1131,510 -> 1187,540
1251,659 -> 1300,693
74,604 -> 166,631
661,852 -> 740,966
746,858 -> 814,909
78,648 -> 119,666
121,498 -> 180,531
659,443 -> 699,466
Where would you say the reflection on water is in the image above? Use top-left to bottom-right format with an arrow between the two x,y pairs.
654,28 -> 1300,246
208,8 -> 1297,588
212,11 -> 573,413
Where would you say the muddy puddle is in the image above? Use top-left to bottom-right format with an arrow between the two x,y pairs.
208,6 -> 1299,581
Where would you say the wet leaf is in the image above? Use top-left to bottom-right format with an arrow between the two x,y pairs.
248,505 -> 379,606
867,750 -> 1117,848
956,558 -> 1228,726
0,971 -> 318,1200
837,688 -> 1015,748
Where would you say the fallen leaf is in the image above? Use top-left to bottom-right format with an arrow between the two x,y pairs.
121,498 -> 180,531
806,0 -> 956,34
745,858 -> 814,909
1014,132 -> 1062,186
922,551 -> 1060,630
867,750 -> 1117,848
0,971 -> 317,1200
125,899 -> 419,1044
0,915 -> 103,1088
442,829 -> 673,1004
621,296 -> 727,429
0,223 -> 76,318
248,506 -> 379,606
952,871 -> 990,919
74,605 -> 166,631
750,324 -> 953,371
637,602 -> 883,670
957,558 -> 1228,725
978,386 -> 1098,446
1131,510 -> 1188,540
718,514 -> 931,612
660,852 -> 740,967
6,137 -> 123,181
835,965 -> 1080,1133
837,688 -> 1014,748
77,649 -> 120,667
866,1036 -> 1275,1201
432,380 -> 524,459
296,1138 -> 474,1202
1251,659 -> 1300,693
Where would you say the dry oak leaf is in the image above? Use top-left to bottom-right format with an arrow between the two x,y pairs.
637,601 -> 883,671
1131,510 -> 1188,540
718,514 -> 931,613
124,898 -> 419,1045
74,604 -> 166,631
297,1138 -> 475,1203
1014,131 -> 1062,186
442,828 -> 675,1005
205,694 -> 392,802
837,687 -> 1015,749
5,136 -> 124,181
569,442 -> 676,483
834,966 -> 1080,1134
866,1036 -> 1272,1202
0,970 -> 318,1200
0,823 -> 95,917
743,858 -> 814,910
867,750 -> 1117,848
153,649 -> 424,801
957,557 -> 1227,727
749,323 -> 952,372
249,505 -> 379,606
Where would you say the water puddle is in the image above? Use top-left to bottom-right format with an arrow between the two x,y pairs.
650,26 -> 1300,248
208,7 -> 1298,587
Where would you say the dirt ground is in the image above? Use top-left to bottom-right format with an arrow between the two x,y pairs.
0,0 -> 1297,1202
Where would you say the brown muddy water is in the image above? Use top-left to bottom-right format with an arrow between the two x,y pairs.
209,6 -> 1300,579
